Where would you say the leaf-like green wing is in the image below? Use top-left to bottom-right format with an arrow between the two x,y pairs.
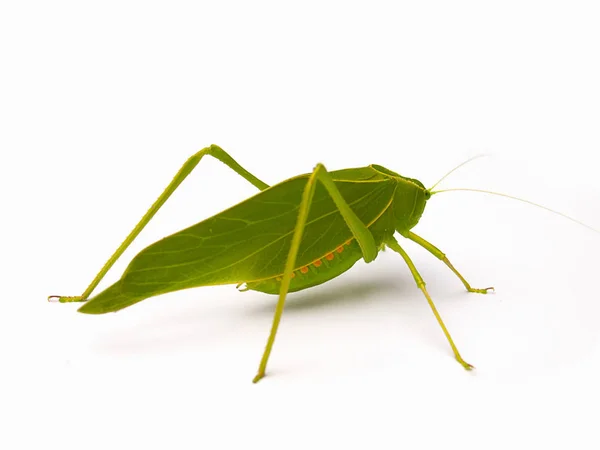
78,281 -> 137,314
80,167 -> 396,313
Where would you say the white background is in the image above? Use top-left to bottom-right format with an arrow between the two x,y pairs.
1,1 -> 599,449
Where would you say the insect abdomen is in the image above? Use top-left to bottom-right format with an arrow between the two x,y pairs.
245,240 -> 363,294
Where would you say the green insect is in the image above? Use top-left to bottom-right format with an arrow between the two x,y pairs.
49,145 -> 593,382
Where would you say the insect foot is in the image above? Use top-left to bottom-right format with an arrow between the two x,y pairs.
252,372 -> 266,384
47,295 -> 85,303
469,286 -> 495,294
457,357 -> 475,371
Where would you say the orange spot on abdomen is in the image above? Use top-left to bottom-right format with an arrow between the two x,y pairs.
300,266 -> 309,274
325,253 -> 334,261
313,259 -> 322,267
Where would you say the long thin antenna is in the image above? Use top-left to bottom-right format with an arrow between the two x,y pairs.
431,187 -> 600,234
429,154 -> 488,191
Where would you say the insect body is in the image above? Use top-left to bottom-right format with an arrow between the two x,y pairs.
50,145 -> 495,382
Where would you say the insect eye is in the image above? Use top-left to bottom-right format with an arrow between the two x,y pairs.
424,190 -> 431,200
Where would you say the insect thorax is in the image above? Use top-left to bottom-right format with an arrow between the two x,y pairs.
392,177 -> 429,233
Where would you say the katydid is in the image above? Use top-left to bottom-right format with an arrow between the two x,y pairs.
49,145 -> 594,383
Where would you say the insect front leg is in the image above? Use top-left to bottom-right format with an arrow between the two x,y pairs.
253,163 -> 378,383
386,236 -> 474,370
49,145 -> 269,304
406,231 -> 494,294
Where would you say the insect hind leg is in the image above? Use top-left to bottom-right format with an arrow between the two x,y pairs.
48,145 -> 269,304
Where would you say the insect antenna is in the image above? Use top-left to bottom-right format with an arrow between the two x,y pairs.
428,154 -> 488,191
430,187 -> 600,234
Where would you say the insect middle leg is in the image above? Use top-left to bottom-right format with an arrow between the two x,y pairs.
49,145 -> 269,304
386,236 -> 473,370
252,163 -> 379,383
406,231 -> 494,294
